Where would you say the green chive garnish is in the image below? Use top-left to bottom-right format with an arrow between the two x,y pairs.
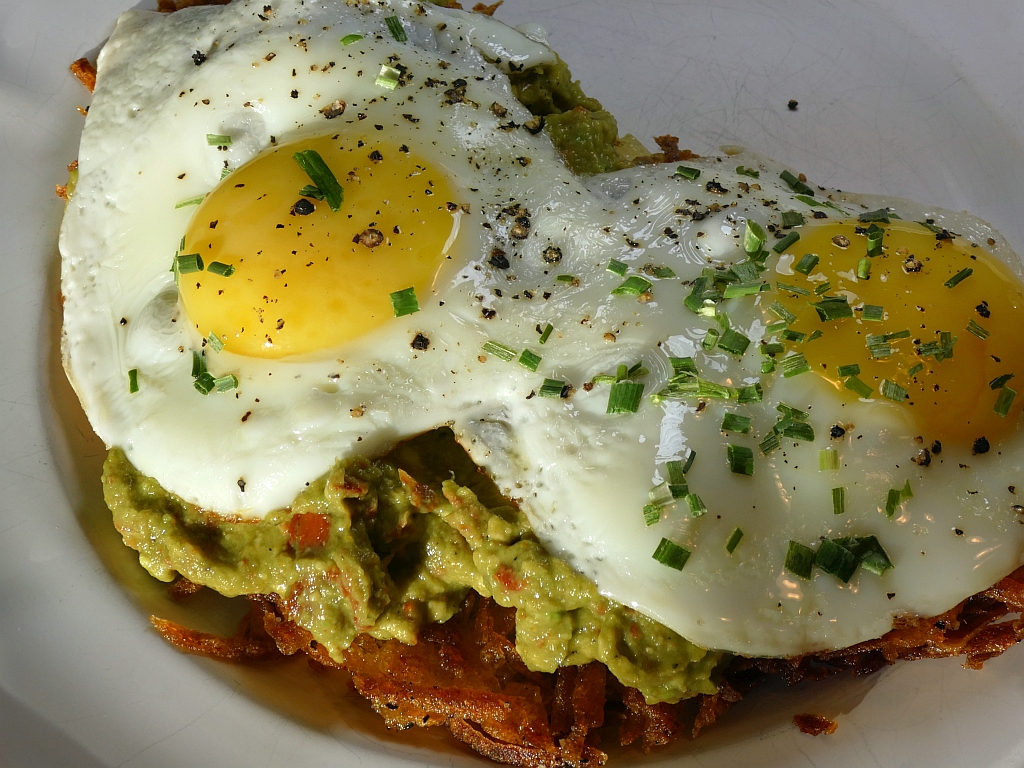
857,258 -> 872,280
781,211 -> 805,228
945,267 -> 974,289
885,488 -> 903,517
990,373 -> 1015,389
685,493 -> 707,517
207,261 -> 235,277
643,504 -> 662,527
744,220 -> 767,254
175,253 -> 204,274
213,373 -> 238,393
967,319 -> 990,340
681,451 -> 697,474
538,323 -> 553,345
220,167 -> 232,179
674,166 -> 701,181
482,340 -> 516,361
611,276 -> 652,296
723,281 -> 769,298
762,341 -> 785,355
518,349 -> 542,372
652,538 -> 691,570
607,380 -> 644,414
718,329 -> 751,356
770,301 -> 797,324
907,363 -> 923,377
341,33 -> 363,45
651,265 -> 676,279
819,448 -> 840,471
773,231 -> 801,254
776,281 -> 810,296
880,379 -> 907,403
670,357 -> 698,375
814,282 -> 831,295
375,64 -> 401,89
607,259 -> 628,276
780,170 -> 814,196
781,352 -> 811,377
725,527 -> 744,554
728,444 -> 754,476
859,208 -> 890,223
816,539 -> 859,582
737,384 -> 763,403
736,165 -> 760,178
812,296 -> 853,321
785,541 -> 815,579
834,536 -> 893,576
556,274 -> 578,283
794,253 -> 819,275
995,386 -> 1017,417
384,15 -> 407,42
721,413 -> 752,434
191,350 -> 206,378
702,328 -> 720,350
206,133 -> 232,146
832,487 -> 846,515
174,194 -> 205,209
128,368 -> 139,394
389,287 -> 419,317
207,332 -> 224,352
293,149 -> 344,211
193,372 -> 216,395
865,225 -> 884,257
299,184 -> 325,200
862,304 -> 884,322
759,431 -> 781,457
844,375 -> 874,398
781,329 -> 806,343
836,364 -> 860,377
538,378 -> 567,398
807,330 -> 823,342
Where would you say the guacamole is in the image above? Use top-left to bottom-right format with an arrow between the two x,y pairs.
104,429 -> 723,705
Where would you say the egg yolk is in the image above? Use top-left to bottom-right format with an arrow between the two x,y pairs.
179,133 -> 459,358
770,218 -> 1024,445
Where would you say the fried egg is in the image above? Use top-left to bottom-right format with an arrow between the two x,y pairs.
61,0 -> 1024,658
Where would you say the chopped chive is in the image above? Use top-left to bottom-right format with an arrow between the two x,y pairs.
643,504 -> 662,527
862,304 -> 884,322
819,448 -> 840,471
832,487 -> 846,515
765,324 -> 788,338
736,165 -> 760,179
744,220 -> 767,254
220,167 -> 232,179
880,379 -> 907,403
207,261 -> 235,277
773,231 -> 801,254
776,281 -> 810,296
727,444 -> 755,476
816,539 -> 859,582
375,64 -> 401,89
918,221 -> 943,233
737,383 -> 764,403
175,253 -> 204,274
726,527 -> 744,554
781,352 -> 811,377
885,487 -> 903,517
781,328 -> 807,343
556,274 -> 578,283
174,194 -> 205,209
776,403 -> 809,421
538,378 -> 567,398
945,267 -> 974,289
206,332 -> 224,352
781,211 -> 805,228
128,368 -> 139,394
384,15 -> 407,42
835,535 -> 894,576
674,165 -> 701,180
761,341 -> 785,355
759,430 -> 781,455
607,259 -> 628,276
785,541 -> 815,579
859,208 -> 890,223
867,340 -> 893,359
611,276 -> 652,296
865,225 -> 884,257
538,323 -> 553,345
723,281 -> 769,298
844,375 -> 874,398
299,184 -> 326,200
665,460 -> 688,491
803,329 -> 820,342
206,133 -> 232,146
780,170 -> 814,196
341,33 -> 363,45
193,371 -> 216,395
967,319 -> 990,340
990,373 -> 1015,389
213,373 -> 238,393
812,296 -> 854,321
995,386 -> 1017,417
836,363 -> 861,377
875,329 -> 911,342
857,258 -> 872,280
901,480 -> 913,500
607,381 -> 644,414
702,328 -> 720,350
681,451 -> 697,474
191,350 -> 206,378
649,482 -> 674,507
795,193 -> 820,207
482,340 -> 516,361
651,265 -> 676,279
669,357 -> 698,375
718,329 -> 751,356
518,349 -> 542,372
721,413 -> 752,434
652,538 -> 691,569
685,494 -> 707,517
389,287 -> 419,317
293,149 -> 344,211
770,301 -> 798,323
907,363 -> 924,377
776,420 -> 815,442
814,282 -> 831,295
794,253 -> 819,275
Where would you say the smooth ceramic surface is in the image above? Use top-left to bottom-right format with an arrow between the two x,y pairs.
3,0 -> 1024,765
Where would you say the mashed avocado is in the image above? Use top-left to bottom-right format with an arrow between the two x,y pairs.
104,430 -> 723,704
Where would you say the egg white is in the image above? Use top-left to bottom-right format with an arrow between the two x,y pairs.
61,0 -> 1024,657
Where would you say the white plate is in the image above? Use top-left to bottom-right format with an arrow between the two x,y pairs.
3,0 -> 1024,765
